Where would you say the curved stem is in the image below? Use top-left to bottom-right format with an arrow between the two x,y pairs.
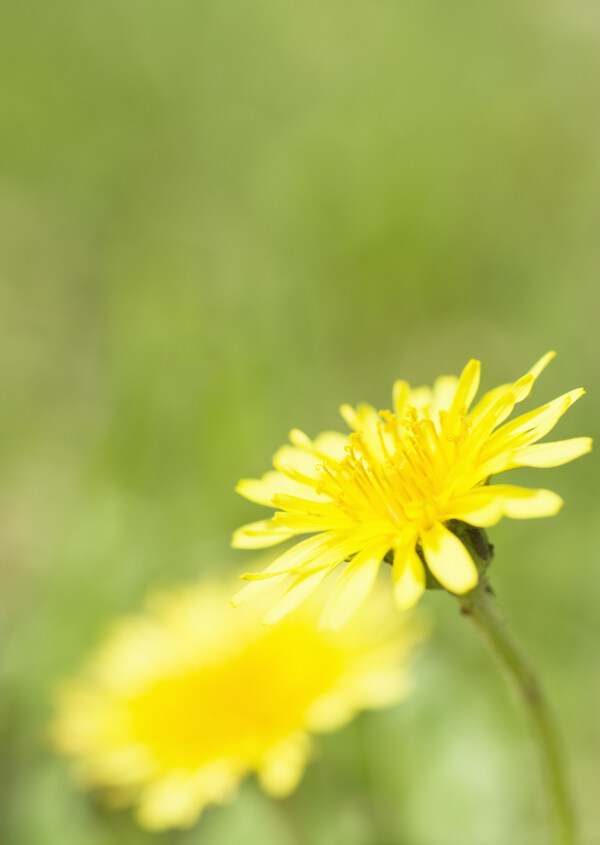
459,581 -> 578,845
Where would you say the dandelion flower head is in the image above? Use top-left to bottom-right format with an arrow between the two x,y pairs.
233,353 -> 591,626
51,579 -> 422,830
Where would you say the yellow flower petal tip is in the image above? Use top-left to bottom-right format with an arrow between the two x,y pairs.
233,354 -> 590,619
529,350 -> 556,379
50,579 -> 424,830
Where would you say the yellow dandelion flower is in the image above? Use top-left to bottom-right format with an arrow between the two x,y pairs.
50,579 -> 423,831
232,352 -> 591,626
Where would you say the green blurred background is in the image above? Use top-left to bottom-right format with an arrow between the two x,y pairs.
1,1 -> 598,843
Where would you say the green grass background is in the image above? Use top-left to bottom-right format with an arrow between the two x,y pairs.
1,2 -> 599,843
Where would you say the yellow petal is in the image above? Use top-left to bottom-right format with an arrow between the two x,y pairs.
467,391 -> 517,445
528,350 -> 556,380
469,384 -> 513,423
274,443 -> 323,476
469,352 -> 554,424
230,572 -> 289,607
272,510 -> 352,532
231,520 -> 295,549
508,349 -> 556,404
510,373 -> 535,403
431,375 -> 459,415
490,389 -> 584,451
320,542 -> 388,630
272,460 -> 332,497
235,475 -> 276,506
288,428 -> 317,452
510,437 -> 592,468
408,386 -> 433,412
239,532 -> 339,579
137,767 -> 236,830
258,734 -> 311,797
421,523 -> 478,595
236,471 -> 313,507
466,448 -> 514,485
340,402 -> 385,460
339,402 -> 377,432
232,552 -> 304,607
393,380 -> 410,417
393,540 -> 426,610
489,485 -> 564,519
264,568 -> 332,625
450,359 -> 481,415
272,494 -> 346,518
313,431 -> 349,461
449,485 -> 563,524
240,532 -> 366,580
445,491 -> 506,527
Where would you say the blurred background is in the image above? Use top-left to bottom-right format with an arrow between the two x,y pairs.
1,1 -> 599,843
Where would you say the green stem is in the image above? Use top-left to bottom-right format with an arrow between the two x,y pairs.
459,581 -> 578,845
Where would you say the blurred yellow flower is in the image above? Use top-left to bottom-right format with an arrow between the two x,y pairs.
233,353 -> 591,626
51,580 -> 423,830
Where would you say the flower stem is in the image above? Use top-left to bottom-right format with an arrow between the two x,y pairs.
459,580 -> 578,845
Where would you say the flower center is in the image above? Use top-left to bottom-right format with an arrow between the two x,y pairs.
125,623 -> 344,770
322,406 -> 471,532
